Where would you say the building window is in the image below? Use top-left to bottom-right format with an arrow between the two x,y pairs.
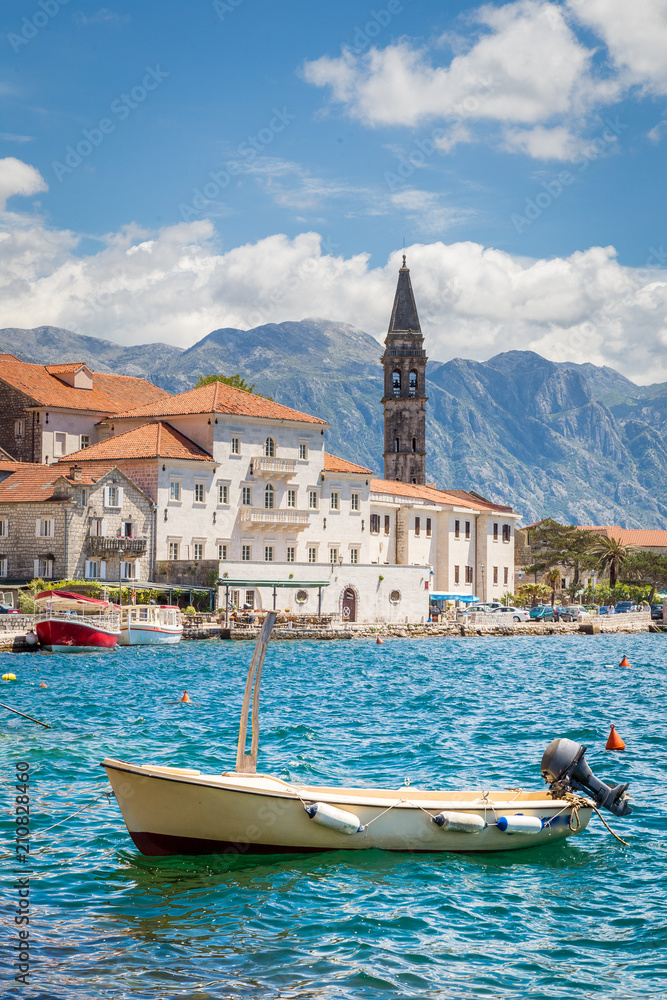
286,545 -> 296,563
426,517 -> 432,537
86,560 -> 100,580
384,515 -> 390,534
122,561 -> 136,580
394,438 -> 399,452
14,419 -> 25,438
169,481 -> 181,502
411,437 -> 416,453
392,370 -> 401,397
415,517 -> 420,536
0,519 -> 8,537
454,565 -> 460,584
168,542 -> 180,560
454,520 -> 460,539
244,591 -> 255,609
502,524 -> 511,542
194,483 -> 205,504
308,547 -> 317,563
229,589 -> 241,609
329,547 -> 339,564
264,546 -> 274,562
0,558 -> 7,578
330,492 -> 339,511
465,565 -> 473,583
264,484 -> 275,509
350,548 -> 359,565
80,435 -> 90,449
54,432 -> 66,457
90,518 -> 104,537
370,514 -> 380,534
287,489 -> 296,508
80,489 -> 87,507
242,544 -> 252,561
193,542 -> 204,560
389,589 -> 401,604
38,558 -> 54,579
264,437 -> 275,457
504,566 -> 509,585
242,486 -> 252,506
465,521 -> 471,540
351,493 -> 359,511
493,566 -> 498,584
409,370 -> 417,397
296,589 -> 308,604
231,437 -> 240,455
36,518 -> 54,538
218,543 -> 228,560
299,443 -> 307,460
218,483 -> 229,505
308,490 -> 318,510
493,522 -> 499,541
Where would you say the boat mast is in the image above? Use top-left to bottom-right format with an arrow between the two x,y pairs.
235,612 -> 276,773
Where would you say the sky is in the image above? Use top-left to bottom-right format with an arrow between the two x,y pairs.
1,0 -> 666,383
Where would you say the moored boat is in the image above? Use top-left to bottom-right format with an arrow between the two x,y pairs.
35,590 -> 120,652
103,614 -> 632,856
117,604 -> 183,645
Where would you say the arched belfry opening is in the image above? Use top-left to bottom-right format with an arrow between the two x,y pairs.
381,256 -> 428,484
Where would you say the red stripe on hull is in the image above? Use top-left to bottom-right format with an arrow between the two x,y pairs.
35,619 -> 119,651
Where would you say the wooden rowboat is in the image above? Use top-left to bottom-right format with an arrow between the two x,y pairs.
103,614 -> 631,856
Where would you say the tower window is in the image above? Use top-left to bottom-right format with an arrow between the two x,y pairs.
409,371 -> 417,397
392,370 -> 401,397
411,437 -> 416,453
395,438 -> 399,452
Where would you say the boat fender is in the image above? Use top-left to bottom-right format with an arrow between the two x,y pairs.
497,814 -> 544,835
304,802 -> 362,834
432,811 -> 486,833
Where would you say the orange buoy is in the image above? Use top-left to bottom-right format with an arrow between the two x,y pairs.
180,690 -> 191,703
606,724 -> 625,751
619,655 -> 631,667
376,637 -> 384,645
39,682 -> 47,688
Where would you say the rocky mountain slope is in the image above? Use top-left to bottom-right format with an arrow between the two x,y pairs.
1,322 -> 665,527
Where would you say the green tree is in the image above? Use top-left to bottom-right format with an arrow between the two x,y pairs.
590,534 -> 631,589
545,567 -> 561,606
195,373 -> 272,399
620,550 -> 667,605
525,520 -> 596,589
514,582 -> 551,607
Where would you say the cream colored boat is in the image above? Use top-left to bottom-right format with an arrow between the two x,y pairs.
103,614 -> 632,857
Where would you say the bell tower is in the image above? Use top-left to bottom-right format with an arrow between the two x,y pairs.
381,256 -> 428,484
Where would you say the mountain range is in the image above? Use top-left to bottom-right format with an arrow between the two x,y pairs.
1,322 -> 666,528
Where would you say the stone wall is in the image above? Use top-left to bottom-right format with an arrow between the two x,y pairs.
0,382 -> 41,463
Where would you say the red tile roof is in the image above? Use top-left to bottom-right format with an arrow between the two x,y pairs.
370,478 -> 515,512
579,526 -> 667,547
0,355 -> 170,412
60,421 -> 214,464
0,465 -> 99,503
324,452 -> 373,475
45,363 -> 89,375
111,381 -> 327,425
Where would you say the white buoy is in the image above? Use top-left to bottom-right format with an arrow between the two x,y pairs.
496,814 -> 543,835
304,802 -> 362,834
432,811 -> 486,833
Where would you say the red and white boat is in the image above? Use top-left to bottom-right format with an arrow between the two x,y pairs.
34,590 -> 121,652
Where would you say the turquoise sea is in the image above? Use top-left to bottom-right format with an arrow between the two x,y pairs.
2,632 -> 667,999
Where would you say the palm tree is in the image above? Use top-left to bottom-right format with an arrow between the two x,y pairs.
545,568 -> 561,606
590,535 -> 630,589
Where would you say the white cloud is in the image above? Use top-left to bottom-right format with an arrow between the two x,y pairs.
0,158 -> 48,209
0,188 -> 666,384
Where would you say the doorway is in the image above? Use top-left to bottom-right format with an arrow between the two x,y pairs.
342,588 -> 357,623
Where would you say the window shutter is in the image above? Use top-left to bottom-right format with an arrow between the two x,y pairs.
103,486 -> 109,507
117,487 -> 124,508
85,560 -> 91,578
35,518 -> 41,538
33,559 -> 39,578
101,520 -> 107,537
100,561 -> 106,580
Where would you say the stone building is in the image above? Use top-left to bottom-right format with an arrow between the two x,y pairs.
0,354 -> 169,465
0,462 -> 155,585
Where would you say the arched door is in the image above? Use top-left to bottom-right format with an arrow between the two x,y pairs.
342,588 -> 356,623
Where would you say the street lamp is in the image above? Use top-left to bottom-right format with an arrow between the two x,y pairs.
481,563 -> 485,603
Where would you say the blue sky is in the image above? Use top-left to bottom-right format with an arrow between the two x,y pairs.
1,0 -> 666,382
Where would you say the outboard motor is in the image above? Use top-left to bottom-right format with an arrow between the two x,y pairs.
541,738 -> 632,817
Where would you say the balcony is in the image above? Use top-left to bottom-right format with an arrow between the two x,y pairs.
251,457 -> 297,476
86,536 -> 148,554
239,507 -> 310,530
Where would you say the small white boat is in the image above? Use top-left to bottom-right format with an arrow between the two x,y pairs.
35,590 -> 120,652
103,614 -> 632,856
117,604 -> 183,646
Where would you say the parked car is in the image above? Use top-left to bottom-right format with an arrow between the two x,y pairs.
0,603 -> 19,614
529,604 -> 555,621
599,605 -> 612,615
556,605 -> 591,622
496,606 -> 530,622
615,601 -> 637,614
651,604 -> 664,621
457,602 -> 503,617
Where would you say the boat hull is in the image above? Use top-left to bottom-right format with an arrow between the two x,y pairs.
36,618 -> 119,652
103,759 -> 592,856
117,624 -> 183,646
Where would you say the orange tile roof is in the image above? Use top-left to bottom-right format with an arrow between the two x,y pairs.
579,526 -> 667,547
0,465 -> 99,503
45,362 -> 88,375
60,421 -> 214,464
324,452 -> 373,475
111,381 -> 327,425
370,477 -> 515,513
0,355 -> 170,413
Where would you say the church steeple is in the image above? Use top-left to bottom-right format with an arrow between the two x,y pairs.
381,257 -> 428,484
